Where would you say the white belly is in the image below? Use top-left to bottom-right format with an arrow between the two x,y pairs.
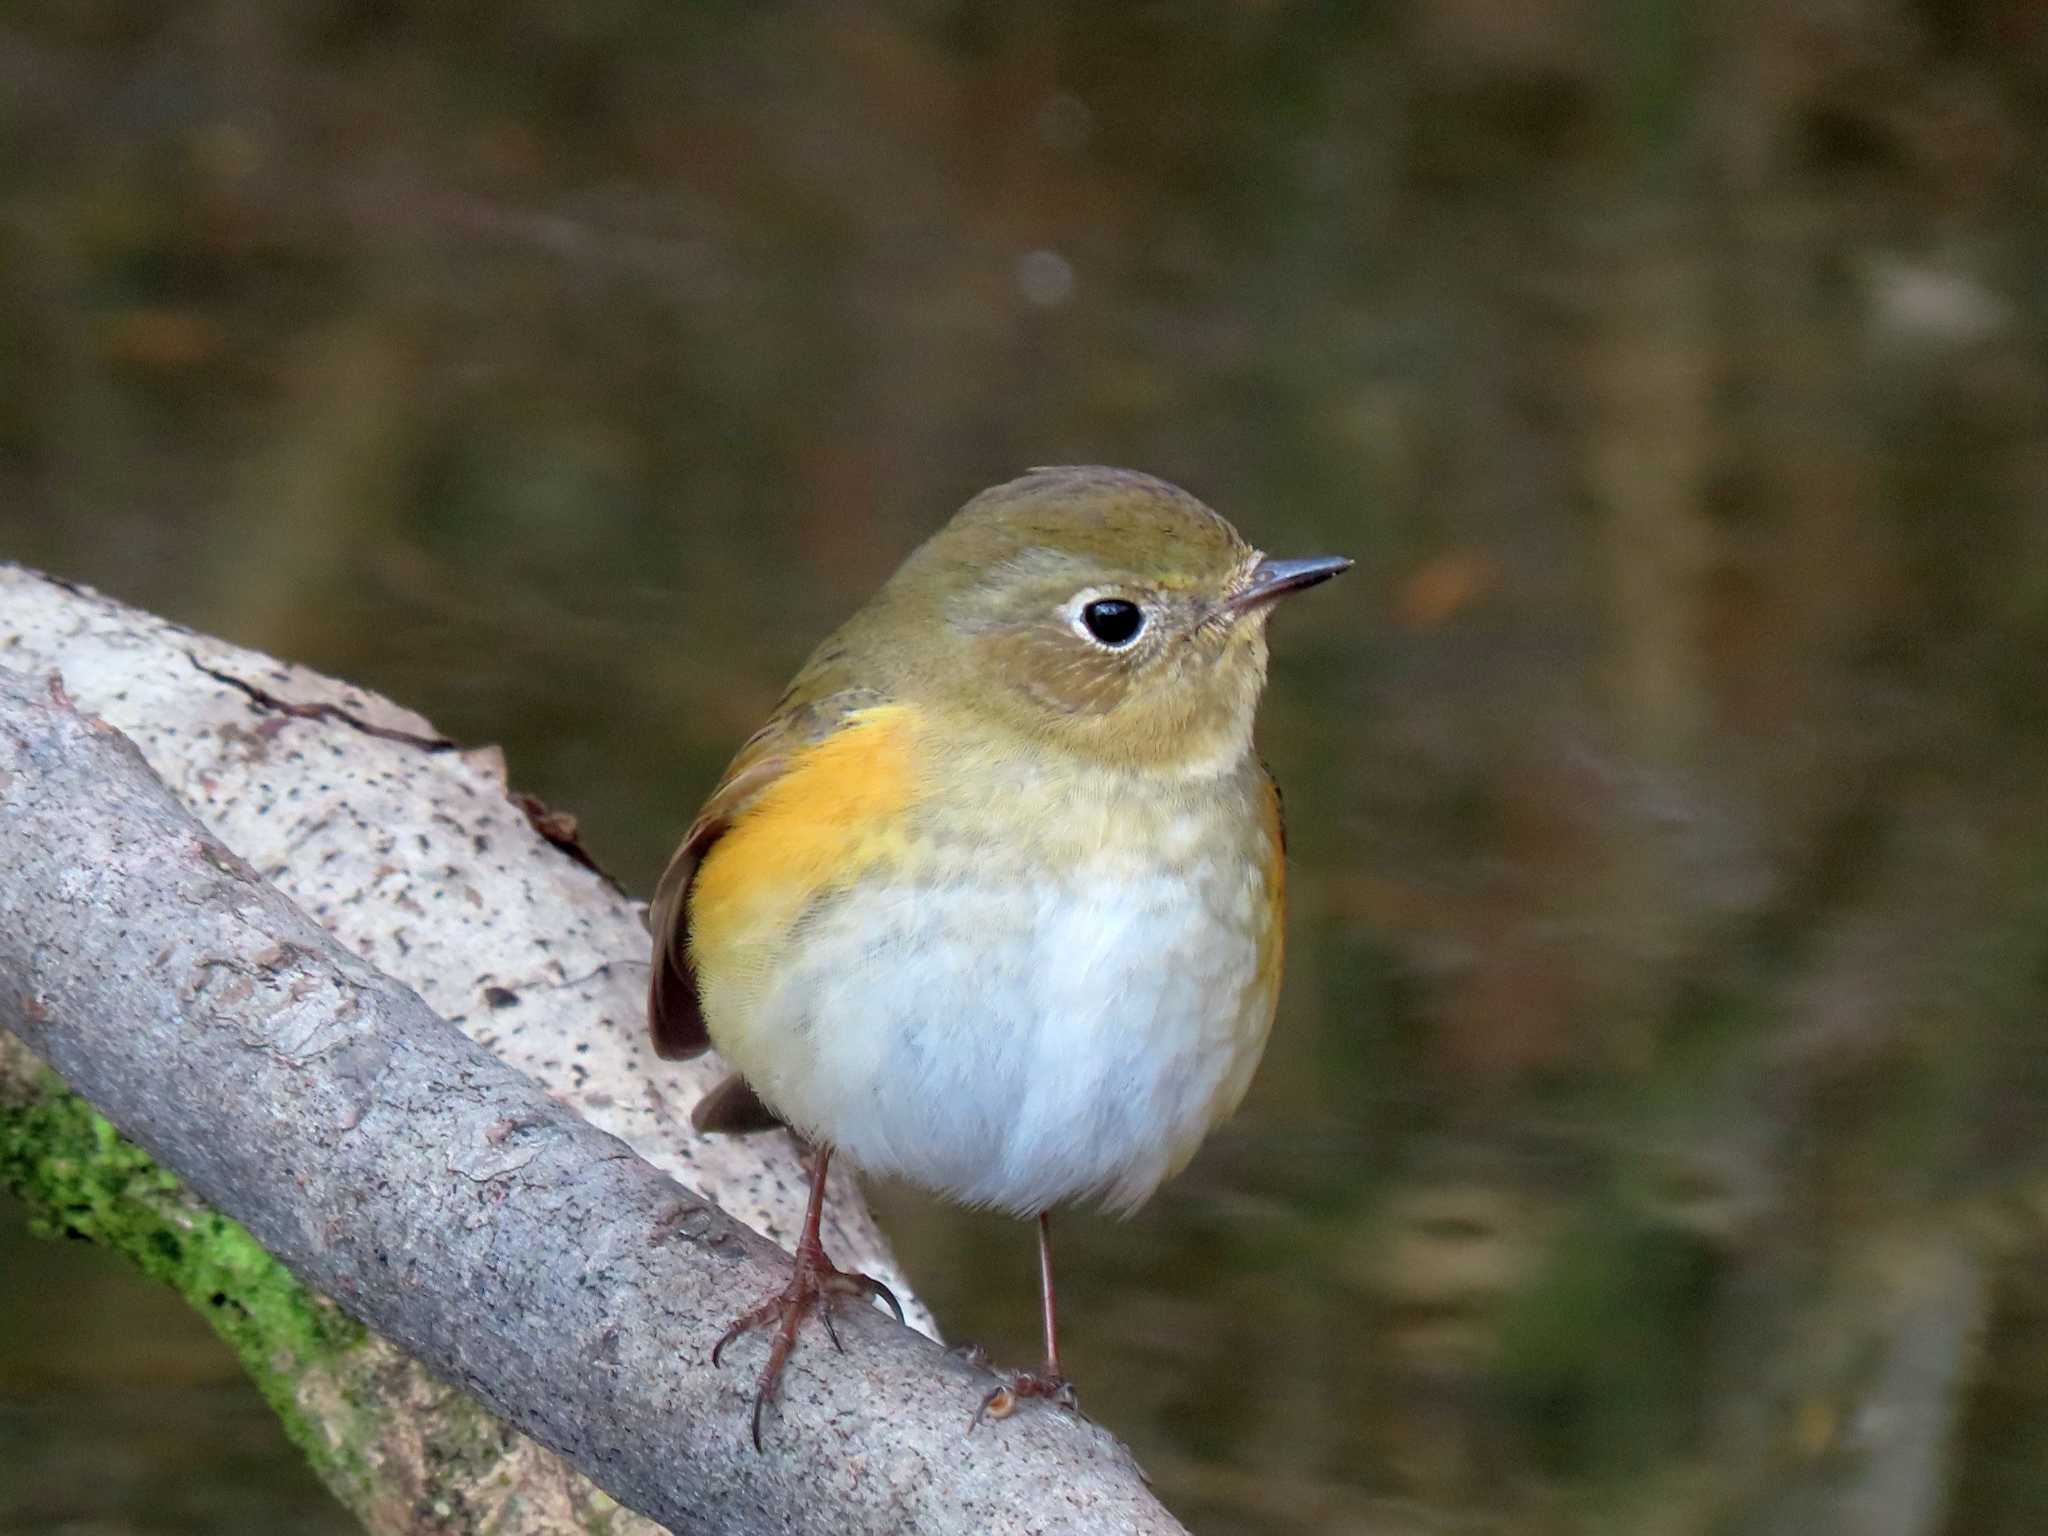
726,856 -> 1272,1217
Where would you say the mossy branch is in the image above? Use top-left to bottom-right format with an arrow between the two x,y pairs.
0,1038 -> 651,1532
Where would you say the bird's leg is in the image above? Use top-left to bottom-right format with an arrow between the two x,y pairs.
1036,1207 -> 1066,1384
710,1144 -> 905,1450
973,1210 -> 1079,1427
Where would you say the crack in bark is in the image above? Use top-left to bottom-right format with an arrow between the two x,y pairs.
188,650 -> 458,751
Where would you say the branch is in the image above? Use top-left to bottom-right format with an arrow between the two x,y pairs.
0,1032 -> 655,1533
0,566 -> 1182,1536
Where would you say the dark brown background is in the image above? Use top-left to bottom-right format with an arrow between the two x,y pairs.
4,3 -> 2047,1532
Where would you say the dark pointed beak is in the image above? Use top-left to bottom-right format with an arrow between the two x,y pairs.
1223,554 -> 1354,616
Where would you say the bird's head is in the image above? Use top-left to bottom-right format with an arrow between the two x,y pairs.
868,466 -> 1350,777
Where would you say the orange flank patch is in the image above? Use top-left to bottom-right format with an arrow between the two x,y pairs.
688,704 -> 922,962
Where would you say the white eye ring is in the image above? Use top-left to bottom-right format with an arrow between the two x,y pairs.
1068,592 -> 1148,649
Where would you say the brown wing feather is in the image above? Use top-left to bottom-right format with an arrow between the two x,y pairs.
645,819 -> 723,1060
646,750 -> 787,1059
645,685 -> 882,1062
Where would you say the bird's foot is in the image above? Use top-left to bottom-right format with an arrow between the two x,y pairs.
971,1363 -> 1078,1429
711,1240 -> 904,1451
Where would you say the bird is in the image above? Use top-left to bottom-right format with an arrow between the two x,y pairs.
647,465 -> 1349,1447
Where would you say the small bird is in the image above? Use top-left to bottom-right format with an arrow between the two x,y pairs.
648,466 -> 1348,1446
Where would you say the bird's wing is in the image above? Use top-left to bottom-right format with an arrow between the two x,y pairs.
645,686 -> 884,1062
1260,759 -> 1288,858
1255,761 -> 1288,999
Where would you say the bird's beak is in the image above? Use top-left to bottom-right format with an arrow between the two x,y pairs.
1222,554 -> 1354,616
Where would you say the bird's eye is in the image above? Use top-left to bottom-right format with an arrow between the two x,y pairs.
1079,598 -> 1146,648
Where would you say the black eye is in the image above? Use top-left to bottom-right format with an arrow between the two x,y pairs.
1080,598 -> 1145,647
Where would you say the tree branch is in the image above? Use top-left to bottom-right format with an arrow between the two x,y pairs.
0,566 -> 1183,1536
0,1032 -> 659,1534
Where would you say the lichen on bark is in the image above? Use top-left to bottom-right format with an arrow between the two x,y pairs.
0,1038 -> 656,1536
0,1043 -> 376,1506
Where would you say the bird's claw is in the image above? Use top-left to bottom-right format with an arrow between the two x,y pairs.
852,1268 -> 906,1326
711,1248 -> 900,1451
970,1366 -> 1078,1431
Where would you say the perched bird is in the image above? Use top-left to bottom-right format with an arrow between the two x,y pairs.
648,466 -> 1348,1446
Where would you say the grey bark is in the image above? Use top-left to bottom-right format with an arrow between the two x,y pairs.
0,567 -> 1183,1536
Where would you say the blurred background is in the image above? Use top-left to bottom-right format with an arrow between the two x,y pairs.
4,2 -> 2048,1533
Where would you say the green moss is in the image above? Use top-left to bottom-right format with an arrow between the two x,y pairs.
0,1070 -> 372,1497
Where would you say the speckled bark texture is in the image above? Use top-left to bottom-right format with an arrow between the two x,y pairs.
0,567 -> 1185,1536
